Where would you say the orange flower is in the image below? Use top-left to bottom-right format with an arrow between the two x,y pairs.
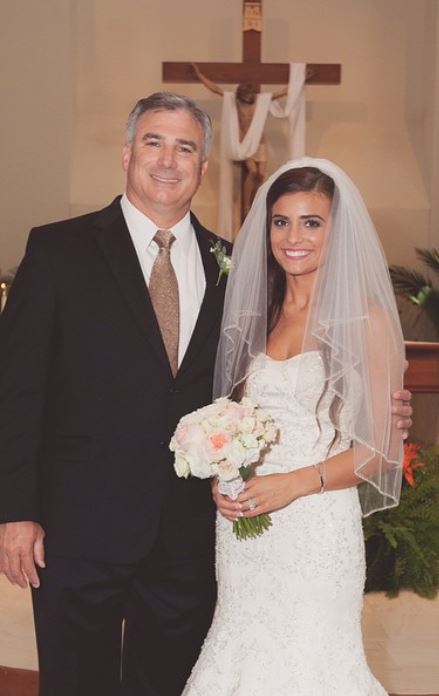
209,432 -> 231,450
403,442 -> 424,486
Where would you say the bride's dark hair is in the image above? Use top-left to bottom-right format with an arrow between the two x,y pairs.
265,167 -> 334,334
265,167 -> 339,450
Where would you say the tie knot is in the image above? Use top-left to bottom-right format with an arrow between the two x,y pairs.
154,229 -> 175,250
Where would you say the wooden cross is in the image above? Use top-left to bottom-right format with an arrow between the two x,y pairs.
163,0 -> 341,90
162,0 -> 341,225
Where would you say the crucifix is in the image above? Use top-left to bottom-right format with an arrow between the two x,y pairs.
163,0 -> 341,224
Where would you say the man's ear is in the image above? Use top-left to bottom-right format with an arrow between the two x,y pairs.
201,160 -> 208,178
122,144 -> 132,172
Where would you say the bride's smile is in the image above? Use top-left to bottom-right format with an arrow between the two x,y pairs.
270,190 -> 331,279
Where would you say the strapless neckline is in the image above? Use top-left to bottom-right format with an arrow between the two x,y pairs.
264,350 -> 321,365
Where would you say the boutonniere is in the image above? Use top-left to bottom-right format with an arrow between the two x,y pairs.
210,240 -> 232,286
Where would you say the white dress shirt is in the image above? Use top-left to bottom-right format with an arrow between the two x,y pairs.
120,194 -> 206,366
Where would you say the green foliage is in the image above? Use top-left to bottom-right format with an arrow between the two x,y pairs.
363,445 -> 439,598
390,248 -> 439,337
416,248 -> 439,275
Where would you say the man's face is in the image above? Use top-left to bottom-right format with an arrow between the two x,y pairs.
122,108 -> 208,227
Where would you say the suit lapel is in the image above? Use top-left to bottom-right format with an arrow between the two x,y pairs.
92,200 -> 228,379
177,214 -> 228,378
92,198 -> 171,373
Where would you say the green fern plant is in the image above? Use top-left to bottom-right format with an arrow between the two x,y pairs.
390,248 -> 439,337
363,444 -> 439,598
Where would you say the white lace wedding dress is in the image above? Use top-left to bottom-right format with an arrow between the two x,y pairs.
182,352 -> 387,696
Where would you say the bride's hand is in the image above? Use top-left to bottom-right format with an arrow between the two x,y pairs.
238,473 -> 298,517
211,478 -> 243,521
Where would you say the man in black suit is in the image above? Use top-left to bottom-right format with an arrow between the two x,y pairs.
0,92 -> 412,696
0,92 -> 231,696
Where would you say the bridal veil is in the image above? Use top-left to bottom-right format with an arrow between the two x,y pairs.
213,157 -> 405,515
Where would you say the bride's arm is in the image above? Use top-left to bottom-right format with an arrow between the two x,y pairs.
211,448 -> 359,521
237,448 -> 360,518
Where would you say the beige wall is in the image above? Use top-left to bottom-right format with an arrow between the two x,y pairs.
0,0 -> 73,272
0,0 -> 438,270
405,0 -> 439,249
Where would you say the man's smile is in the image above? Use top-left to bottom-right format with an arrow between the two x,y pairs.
151,174 -> 181,184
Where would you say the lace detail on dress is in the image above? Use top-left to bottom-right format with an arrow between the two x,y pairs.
183,354 -> 387,696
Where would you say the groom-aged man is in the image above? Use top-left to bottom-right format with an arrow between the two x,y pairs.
0,92 -> 412,696
0,92 -> 231,696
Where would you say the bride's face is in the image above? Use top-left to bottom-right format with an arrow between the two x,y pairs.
270,191 -> 332,278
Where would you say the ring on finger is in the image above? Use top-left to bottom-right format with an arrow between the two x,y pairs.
247,497 -> 257,512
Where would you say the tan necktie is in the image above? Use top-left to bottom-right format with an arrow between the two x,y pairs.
149,229 -> 180,376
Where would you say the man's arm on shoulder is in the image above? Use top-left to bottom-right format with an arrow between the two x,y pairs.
392,389 -> 413,439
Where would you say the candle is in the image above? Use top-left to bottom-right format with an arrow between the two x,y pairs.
0,283 -> 7,312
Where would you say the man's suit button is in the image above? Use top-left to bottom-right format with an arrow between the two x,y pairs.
159,441 -> 166,447
169,387 -> 180,394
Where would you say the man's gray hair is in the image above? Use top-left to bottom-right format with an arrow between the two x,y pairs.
125,92 -> 213,161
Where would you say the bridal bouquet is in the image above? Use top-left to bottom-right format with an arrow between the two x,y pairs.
170,397 -> 278,540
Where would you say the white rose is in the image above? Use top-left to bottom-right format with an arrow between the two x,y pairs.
239,416 -> 256,434
214,397 -> 229,407
207,442 -> 230,463
259,407 -> 275,423
213,460 -> 241,482
174,453 -> 191,478
227,440 -> 247,468
240,433 -> 259,450
186,453 -> 212,479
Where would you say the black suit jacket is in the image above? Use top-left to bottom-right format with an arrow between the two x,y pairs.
0,197 -> 232,563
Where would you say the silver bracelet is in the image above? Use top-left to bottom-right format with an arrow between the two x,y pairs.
313,462 -> 326,494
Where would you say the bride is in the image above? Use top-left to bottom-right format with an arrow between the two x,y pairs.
182,158 -> 406,696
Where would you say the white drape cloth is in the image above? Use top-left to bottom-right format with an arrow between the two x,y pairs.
217,63 -> 307,240
270,62 -> 306,159
218,92 -> 272,239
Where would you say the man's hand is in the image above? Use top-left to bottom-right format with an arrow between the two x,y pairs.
392,388 -> 413,439
0,522 -> 45,589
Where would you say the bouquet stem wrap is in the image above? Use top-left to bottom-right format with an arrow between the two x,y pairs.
218,464 -> 272,539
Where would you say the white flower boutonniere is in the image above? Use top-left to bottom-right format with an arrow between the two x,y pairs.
210,240 -> 232,286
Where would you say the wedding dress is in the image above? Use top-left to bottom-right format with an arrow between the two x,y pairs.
183,353 -> 387,696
